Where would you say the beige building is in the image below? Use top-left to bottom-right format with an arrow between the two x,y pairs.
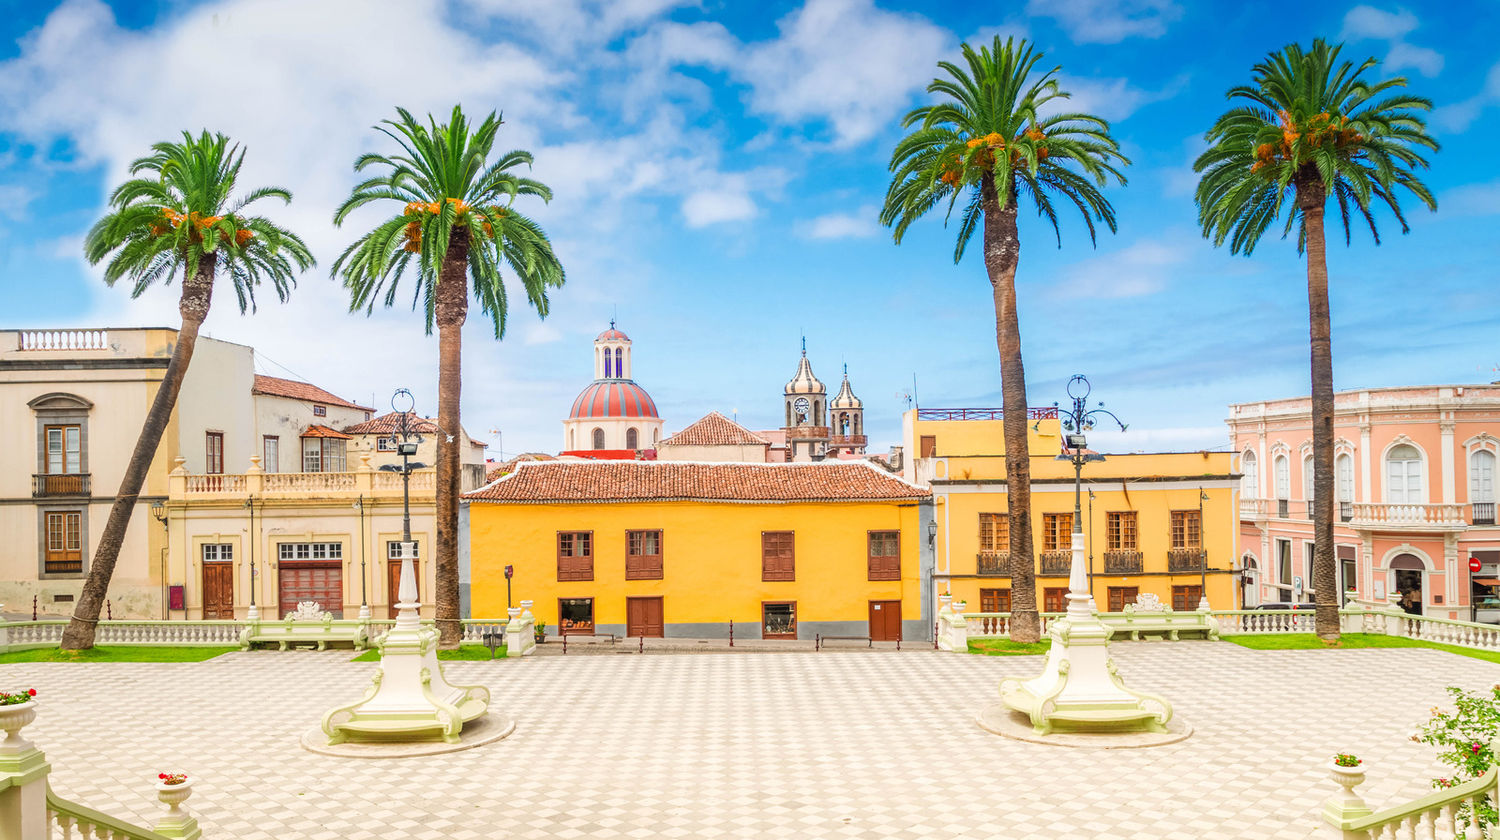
655,412 -> 771,462
1,326 -> 486,621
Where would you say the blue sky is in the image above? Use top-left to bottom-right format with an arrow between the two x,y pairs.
1,0 -> 1496,459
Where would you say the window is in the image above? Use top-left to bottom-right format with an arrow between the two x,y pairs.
1277,539 -> 1292,601
762,531 -> 795,581
386,540 -> 419,560
313,405 -> 327,417
1241,450 -> 1258,497
205,432 -> 224,475
1107,586 -> 1139,612
867,531 -> 900,581
1304,542 -> 1316,595
762,602 -> 796,639
377,436 -> 397,452
1172,585 -> 1203,612
44,425 -> 82,474
1043,587 -> 1068,613
557,532 -> 593,581
1274,455 -> 1290,500
979,588 -> 1011,613
626,427 -> 639,450
262,436 -> 279,473
301,437 -> 347,472
1302,454 -> 1314,500
592,428 -> 605,450
1337,454 -> 1354,502
1471,450 -> 1495,502
43,511 -> 83,574
614,347 -> 623,377
1169,510 -> 1201,549
978,513 -> 1009,552
1042,513 -> 1072,551
202,543 -> 233,562
279,542 -> 343,561
559,598 -> 594,635
1105,512 -> 1137,550
626,530 -> 663,580
1386,444 -> 1423,502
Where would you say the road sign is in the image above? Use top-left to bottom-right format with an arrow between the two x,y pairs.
504,565 -> 514,579
1293,576 -> 1304,595
1471,557 -> 1483,573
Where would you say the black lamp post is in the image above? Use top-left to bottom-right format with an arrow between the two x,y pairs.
151,501 -> 168,620
1198,487 -> 1210,610
379,390 -> 425,622
1054,375 -> 1126,607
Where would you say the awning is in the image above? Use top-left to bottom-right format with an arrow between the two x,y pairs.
1474,578 -> 1500,587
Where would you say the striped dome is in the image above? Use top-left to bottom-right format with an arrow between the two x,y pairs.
597,327 -> 630,341
569,380 -> 659,419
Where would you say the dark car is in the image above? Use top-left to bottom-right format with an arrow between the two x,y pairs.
1251,603 -> 1317,611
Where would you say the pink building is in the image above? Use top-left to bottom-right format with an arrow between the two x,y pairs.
1229,385 -> 1500,621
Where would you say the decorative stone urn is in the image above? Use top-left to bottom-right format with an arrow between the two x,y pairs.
938,594 -> 953,616
950,601 -> 967,615
0,700 -> 37,753
1323,758 -> 1371,825
155,777 -> 193,812
153,776 -> 202,839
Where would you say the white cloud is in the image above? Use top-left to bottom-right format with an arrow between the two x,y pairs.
1055,74 -> 1184,123
1440,180 -> 1500,217
1433,60 -> 1500,132
1025,0 -> 1181,44
803,207 -> 879,240
682,188 -> 757,227
523,322 -> 564,346
1339,4 -> 1444,78
0,185 -> 36,220
460,0 -> 696,53
1047,236 -> 1191,299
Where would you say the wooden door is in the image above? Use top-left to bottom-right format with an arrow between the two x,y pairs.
278,563 -> 342,618
43,511 -> 82,574
868,600 -> 901,641
626,596 -> 664,638
388,561 -> 420,619
202,563 -> 235,619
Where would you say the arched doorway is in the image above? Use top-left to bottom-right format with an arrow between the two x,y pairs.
1241,555 -> 1259,607
1390,554 -> 1425,615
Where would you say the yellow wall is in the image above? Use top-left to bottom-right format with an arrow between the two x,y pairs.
469,499 -> 923,636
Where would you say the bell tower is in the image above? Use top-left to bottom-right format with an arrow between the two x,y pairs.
829,364 -> 866,457
782,338 -> 829,461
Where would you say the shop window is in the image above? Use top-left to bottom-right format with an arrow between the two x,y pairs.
559,598 -> 594,635
762,602 -> 796,639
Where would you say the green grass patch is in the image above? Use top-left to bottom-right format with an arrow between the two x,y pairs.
967,638 -> 1052,656
350,644 -> 503,662
1225,633 -> 1500,664
0,646 -> 235,663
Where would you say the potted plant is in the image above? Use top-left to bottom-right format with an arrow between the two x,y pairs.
1330,753 -> 1364,785
534,621 -> 546,644
155,773 -> 193,812
0,689 -> 37,749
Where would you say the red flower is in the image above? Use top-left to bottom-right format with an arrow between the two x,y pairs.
1472,743 -> 1482,754
159,774 -> 167,780
26,689 -> 35,697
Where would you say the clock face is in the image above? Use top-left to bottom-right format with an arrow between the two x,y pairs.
794,397 -> 811,413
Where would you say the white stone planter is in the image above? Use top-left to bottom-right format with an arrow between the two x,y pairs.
155,778 -> 193,813
950,601 -> 967,615
1329,760 -> 1365,790
0,700 -> 37,752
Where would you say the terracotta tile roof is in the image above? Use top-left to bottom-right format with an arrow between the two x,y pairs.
341,411 -> 440,435
465,461 -> 929,504
659,412 -> 770,447
484,452 -> 558,483
252,375 -> 372,411
300,424 -> 352,440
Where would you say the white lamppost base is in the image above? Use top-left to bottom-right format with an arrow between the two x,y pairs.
998,533 -> 1173,736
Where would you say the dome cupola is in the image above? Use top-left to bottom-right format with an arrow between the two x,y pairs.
784,338 -> 825,396
563,321 -> 664,455
830,365 -> 862,410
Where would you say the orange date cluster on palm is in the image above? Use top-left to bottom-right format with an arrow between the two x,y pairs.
149,208 -> 253,246
400,199 -> 505,251
1252,110 -> 1364,175
941,128 -> 1051,185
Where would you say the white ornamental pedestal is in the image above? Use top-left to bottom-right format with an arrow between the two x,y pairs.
999,532 -> 1173,735
321,548 -> 490,745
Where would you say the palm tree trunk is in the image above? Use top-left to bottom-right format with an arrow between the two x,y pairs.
1298,176 -> 1339,641
982,176 -> 1038,644
433,228 -> 470,649
60,254 -> 216,650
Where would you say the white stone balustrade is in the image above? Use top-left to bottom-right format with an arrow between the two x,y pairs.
173,461 -> 436,501
1323,746 -> 1499,839
504,609 -> 536,657
1348,502 -> 1468,529
17,329 -> 110,351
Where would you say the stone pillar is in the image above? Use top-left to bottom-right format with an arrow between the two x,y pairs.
1322,761 -> 1372,838
1441,418 -> 1456,505
1383,592 -> 1404,636
0,704 -> 50,840
937,610 -> 968,652
505,607 -> 536,657
1358,420 -> 1372,504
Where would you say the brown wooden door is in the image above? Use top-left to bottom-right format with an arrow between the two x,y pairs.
43,511 -> 82,574
626,596 -> 664,638
202,563 -> 235,619
387,561 -> 420,619
868,600 -> 901,641
279,563 -> 342,618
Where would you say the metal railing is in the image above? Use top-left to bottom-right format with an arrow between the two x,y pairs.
976,552 -> 1010,576
1039,550 -> 1072,575
1340,501 -> 1353,522
1474,501 -> 1496,525
1102,549 -> 1143,574
1167,549 -> 1204,572
31,473 -> 90,496
915,407 -> 1059,421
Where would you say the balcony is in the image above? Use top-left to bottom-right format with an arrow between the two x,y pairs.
1039,550 -> 1072,576
915,407 -> 1059,421
32,473 -> 90,497
1240,498 -> 1267,520
1277,499 -> 1290,518
175,468 -> 437,500
1347,503 -> 1468,531
1167,548 -> 1204,573
785,425 -> 829,441
1475,502 -> 1496,526
976,551 -> 1010,576
1102,549 -> 1143,574
829,434 -> 867,447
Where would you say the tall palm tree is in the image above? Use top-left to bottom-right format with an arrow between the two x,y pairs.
1195,39 -> 1437,640
61,131 -> 313,650
333,106 -> 564,648
882,37 -> 1128,644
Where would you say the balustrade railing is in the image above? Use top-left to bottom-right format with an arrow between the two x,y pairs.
18,329 -> 109,351
1102,550 -> 1143,574
1391,613 -> 1500,649
1167,549 -> 1204,572
961,612 -> 1066,638
47,787 -> 174,840
32,473 -> 91,497
976,552 -> 1010,576
94,620 -> 243,646
1475,502 -> 1497,526
1323,746 -> 1499,839
1349,502 -> 1468,527
1039,551 -> 1072,575
1210,609 -> 1316,635
184,474 -> 246,494
1239,497 -> 1267,519
462,619 -> 510,643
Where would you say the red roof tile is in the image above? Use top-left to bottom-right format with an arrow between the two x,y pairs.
341,411 -> 440,435
300,424 -> 352,440
659,412 -> 769,447
465,461 -> 929,503
252,375 -> 372,411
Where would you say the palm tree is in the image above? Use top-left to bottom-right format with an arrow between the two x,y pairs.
333,106 -> 564,648
1195,39 -> 1437,640
882,37 -> 1128,644
61,131 -> 313,650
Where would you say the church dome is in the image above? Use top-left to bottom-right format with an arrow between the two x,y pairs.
830,369 -> 862,409
597,326 -> 630,342
569,380 -> 659,419
785,349 -> 825,396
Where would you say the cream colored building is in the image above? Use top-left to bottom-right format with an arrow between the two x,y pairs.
655,412 -> 771,462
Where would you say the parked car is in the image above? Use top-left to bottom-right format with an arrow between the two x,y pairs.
1251,603 -> 1317,611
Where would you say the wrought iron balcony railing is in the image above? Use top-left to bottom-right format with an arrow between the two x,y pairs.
32,473 -> 90,497
1040,550 -> 1073,576
1475,502 -> 1496,526
976,552 -> 1010,576
1167,548 -> 1204,572
1102,549 -> 1143,574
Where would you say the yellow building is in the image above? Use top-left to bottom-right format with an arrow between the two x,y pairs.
466,461 -> 931,640
901,408 -> 1240,613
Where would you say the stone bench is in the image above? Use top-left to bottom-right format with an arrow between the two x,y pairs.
239,602 -> 370,651
1099,596 -> 1218,641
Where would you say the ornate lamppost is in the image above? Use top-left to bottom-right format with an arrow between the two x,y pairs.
1054,375 -> 1126,606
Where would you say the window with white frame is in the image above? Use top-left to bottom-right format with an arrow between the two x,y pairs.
377,436 -> 397,452
262,436 -> 279,473
386,540 -> 419,559
1241,451 -> 1258,498
279,542 -> 343,561
1471,450 -> 1496,503
1274,455 -> 1290,500
1302,453 -> 1314,500
202,543 -> 233,562
1385,444 -> 1423,503
1336,454 -> 1354,502
302,437 -> 348,472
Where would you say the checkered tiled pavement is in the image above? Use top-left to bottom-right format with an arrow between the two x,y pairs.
10,642 -> 1493,839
